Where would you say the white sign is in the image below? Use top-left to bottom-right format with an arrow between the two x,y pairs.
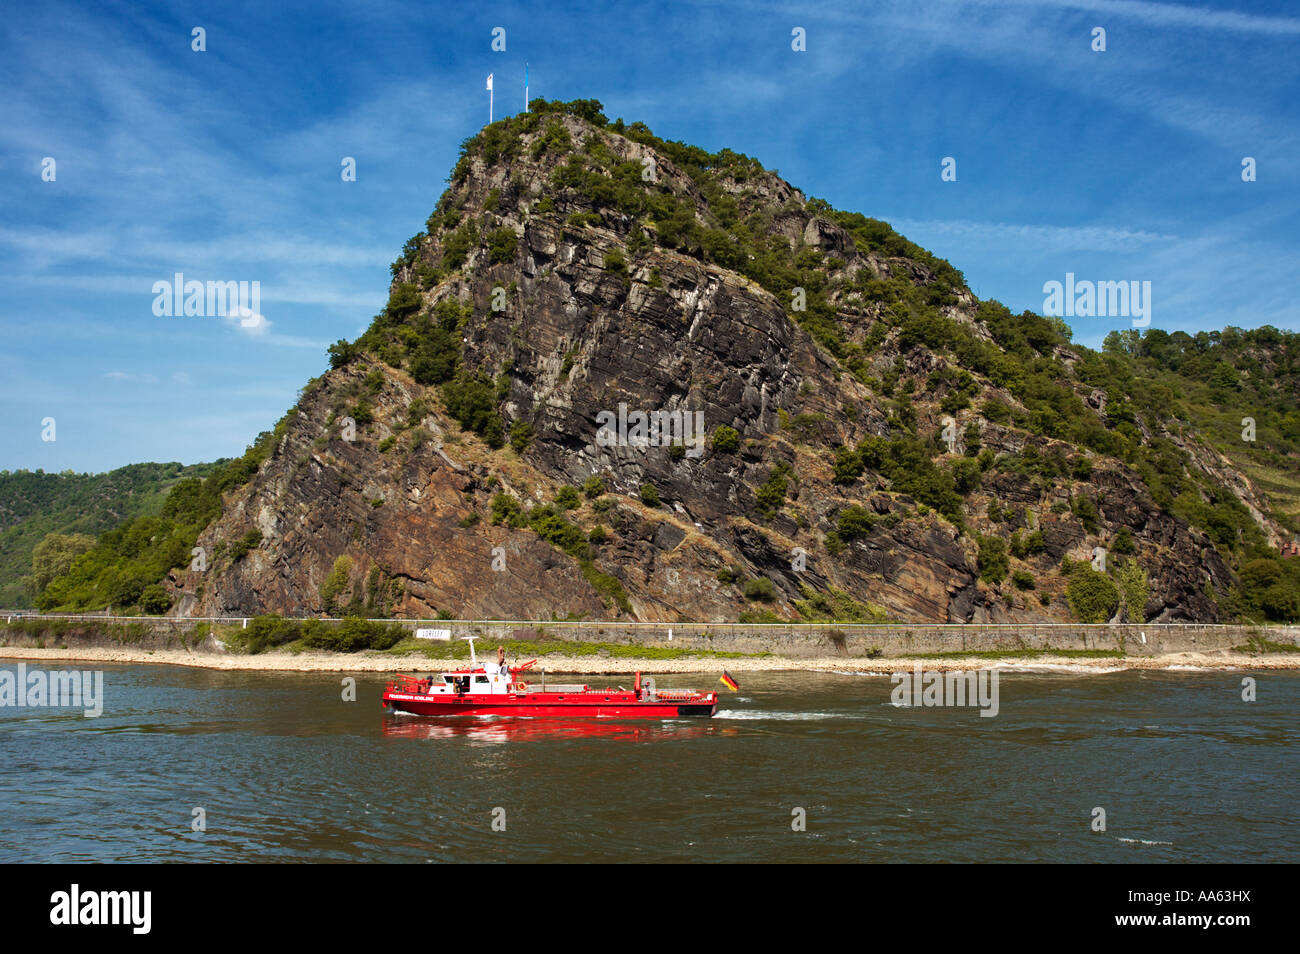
415,628 -> 452,641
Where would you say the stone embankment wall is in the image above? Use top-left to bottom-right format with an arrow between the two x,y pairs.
3,614 -> 1297,658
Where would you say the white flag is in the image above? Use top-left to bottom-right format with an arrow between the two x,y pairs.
486,73 -> 493,91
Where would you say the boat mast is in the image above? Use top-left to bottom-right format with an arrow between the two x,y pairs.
464,635 -> 478,668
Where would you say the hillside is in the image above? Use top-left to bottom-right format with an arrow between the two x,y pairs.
31,99 -> 1300,624
0,462 -> 222,607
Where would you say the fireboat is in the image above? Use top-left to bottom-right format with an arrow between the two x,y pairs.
381,638 -> 719,718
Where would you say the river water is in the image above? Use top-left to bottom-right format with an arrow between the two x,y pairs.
0,663 -> 1294,863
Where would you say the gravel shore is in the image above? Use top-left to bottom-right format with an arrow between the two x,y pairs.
2,645 -> 1297,674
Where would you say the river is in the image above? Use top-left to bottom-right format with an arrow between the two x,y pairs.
1,663 -> 1294,862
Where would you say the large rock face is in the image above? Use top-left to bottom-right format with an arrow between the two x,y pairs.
172,110 -> 1241,623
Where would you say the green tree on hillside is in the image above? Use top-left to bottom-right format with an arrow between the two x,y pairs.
25,533 -> 96,597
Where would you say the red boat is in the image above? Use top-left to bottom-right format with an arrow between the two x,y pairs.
381,641 -> 718,718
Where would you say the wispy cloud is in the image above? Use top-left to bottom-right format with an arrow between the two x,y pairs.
963,0 -> 1300,36
889,218 -> 1179,252
104,371 -> 158,383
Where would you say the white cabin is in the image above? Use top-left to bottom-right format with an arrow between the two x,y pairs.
424,664 -> 514,696
423,638 -> 514,695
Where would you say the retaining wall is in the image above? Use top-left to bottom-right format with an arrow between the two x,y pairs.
4,614 -> 1298,658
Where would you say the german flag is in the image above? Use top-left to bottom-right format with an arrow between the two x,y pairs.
719,671 -> 739,692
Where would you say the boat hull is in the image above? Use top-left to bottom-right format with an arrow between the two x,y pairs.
383,690 -> 717,719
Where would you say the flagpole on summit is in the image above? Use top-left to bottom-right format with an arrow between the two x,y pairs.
524,62 -> 529,112
486,72 -> 494,123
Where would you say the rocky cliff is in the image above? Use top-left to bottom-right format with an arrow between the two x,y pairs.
170,101 -> 1259,624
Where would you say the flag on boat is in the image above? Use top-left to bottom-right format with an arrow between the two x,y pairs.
720,671 -> 739,691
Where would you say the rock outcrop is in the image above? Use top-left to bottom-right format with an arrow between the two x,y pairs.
171,107 -> 1248,624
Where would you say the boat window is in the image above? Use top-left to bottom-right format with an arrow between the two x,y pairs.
475,676 -> 489,685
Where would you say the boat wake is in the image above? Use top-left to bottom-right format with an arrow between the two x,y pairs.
996,663 -> 1131,675
715,709 -> 842,721
827,669 -> 892,677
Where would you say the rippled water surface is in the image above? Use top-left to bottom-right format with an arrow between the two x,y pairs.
1,663 -> 1295,862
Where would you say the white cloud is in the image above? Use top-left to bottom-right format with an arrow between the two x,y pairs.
225,308 -> 272,337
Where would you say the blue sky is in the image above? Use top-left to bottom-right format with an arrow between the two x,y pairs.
2,0 -> 1296,473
